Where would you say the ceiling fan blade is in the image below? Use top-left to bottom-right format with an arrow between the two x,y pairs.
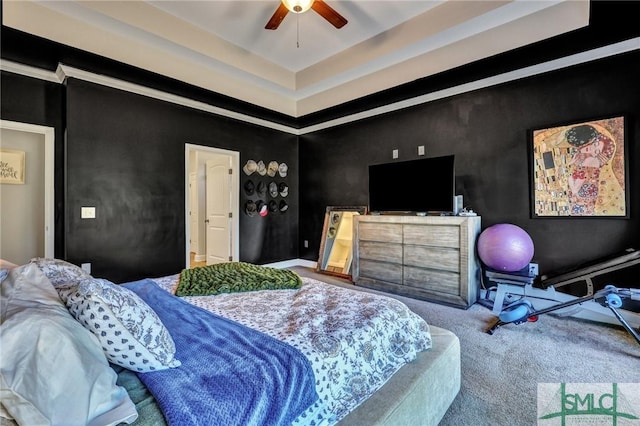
311,0 -> 348,29
265,3 -> 289,30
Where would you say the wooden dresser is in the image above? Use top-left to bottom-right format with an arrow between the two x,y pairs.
352,215 -> 481,308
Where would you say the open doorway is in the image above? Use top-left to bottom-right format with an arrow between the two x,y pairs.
0,120 -> 54,264
185,144 -> 239,269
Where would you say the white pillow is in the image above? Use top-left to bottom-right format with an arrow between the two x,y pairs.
0,264 -> 138,426
66,278 -> 181,373
1,262 -> 64,323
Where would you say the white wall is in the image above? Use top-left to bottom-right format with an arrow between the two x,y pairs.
1,128 -> 45,264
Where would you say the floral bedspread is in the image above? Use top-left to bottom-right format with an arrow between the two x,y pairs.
152,275 -> 432,425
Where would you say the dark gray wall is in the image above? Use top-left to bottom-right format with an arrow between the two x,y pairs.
63,78 -> 298,282
2,1 -> 639,282
1,72 -> 65,258
299,50 -> 639,276
1,72 -> 298,283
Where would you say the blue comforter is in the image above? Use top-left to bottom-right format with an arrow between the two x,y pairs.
122,279 -> 318,426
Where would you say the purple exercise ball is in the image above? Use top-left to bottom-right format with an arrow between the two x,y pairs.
477,223 -> 534,272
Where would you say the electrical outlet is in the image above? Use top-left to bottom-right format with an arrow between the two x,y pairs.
392,149 -> 399,159
81,263 -> 91,274
418,145 -> 425,156
81,207 -> 96,219
304,240 -> 309,248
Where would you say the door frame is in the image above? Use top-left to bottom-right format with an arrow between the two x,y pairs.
0,120 -> 55,259
188,172 -> 199,256
184,143 -> 239,268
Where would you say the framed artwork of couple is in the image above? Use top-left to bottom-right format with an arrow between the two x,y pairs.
530,115 -> 628,218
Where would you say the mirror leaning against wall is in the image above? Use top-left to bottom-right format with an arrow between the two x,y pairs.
317,206 -> 368,279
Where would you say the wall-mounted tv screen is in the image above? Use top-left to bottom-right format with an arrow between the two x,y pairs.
368,155 -> 455,214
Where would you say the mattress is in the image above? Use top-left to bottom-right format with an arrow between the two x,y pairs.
151,273 -> 460,425
152,274 -> 434,424
92,324 -> 458,426
0,267 -> 461,426
338,326 -> 460,425
102,325 -> 459,426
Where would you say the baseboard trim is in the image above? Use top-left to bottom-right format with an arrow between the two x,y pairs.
263,258 -> 317,269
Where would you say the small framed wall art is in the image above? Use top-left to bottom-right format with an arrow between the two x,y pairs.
530,115 -> 628,218
0,149 -> 26,184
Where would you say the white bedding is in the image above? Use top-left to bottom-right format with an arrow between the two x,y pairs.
152,274 -> 432,424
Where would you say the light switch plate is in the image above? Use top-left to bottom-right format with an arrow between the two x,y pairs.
81,207 -> 96,219
392,149 -> 399,159
418,145 -> 425,156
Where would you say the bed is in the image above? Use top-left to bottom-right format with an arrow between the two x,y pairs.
0,259 -> 460,426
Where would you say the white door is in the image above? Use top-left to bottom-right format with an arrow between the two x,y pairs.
189,172 -> 198,253
205,158 -> 231,265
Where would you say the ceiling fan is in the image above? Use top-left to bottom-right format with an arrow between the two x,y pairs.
265,0 -> 348,30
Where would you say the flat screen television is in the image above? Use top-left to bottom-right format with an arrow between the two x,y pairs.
368,154 -> 455,214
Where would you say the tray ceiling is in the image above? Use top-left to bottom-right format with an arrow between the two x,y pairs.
3,0 -> 589,117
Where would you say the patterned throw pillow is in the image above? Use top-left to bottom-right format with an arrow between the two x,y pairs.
30,258 -> 92,304
29,257 -> 90,288
66,278 -> 181,373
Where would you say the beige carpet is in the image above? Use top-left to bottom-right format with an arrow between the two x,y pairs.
292,267 -> 640,426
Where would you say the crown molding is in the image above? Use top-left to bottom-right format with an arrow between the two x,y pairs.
0,59 -> 60,83
2,37 -> 638,136
300,37 -> 640,134
54,64 -> 299,135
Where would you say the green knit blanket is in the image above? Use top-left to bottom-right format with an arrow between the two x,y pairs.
176,262 -> 303,297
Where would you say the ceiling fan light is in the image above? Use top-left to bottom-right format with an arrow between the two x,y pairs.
282,0 -> 314,14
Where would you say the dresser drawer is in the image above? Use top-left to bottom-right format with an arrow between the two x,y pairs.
404,266 -> 460,295
359,241 -> 402,263
404,224 -> 460,248
359,259 -> 403,285
404,246 -> 460,272
358,223 -> 402,243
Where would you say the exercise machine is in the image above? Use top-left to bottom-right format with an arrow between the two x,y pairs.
541,248 -> 640,312
480,247 -> 640,325
486,285 -> 640,346
480,264 -> 640,328
479,252 -> 640,346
